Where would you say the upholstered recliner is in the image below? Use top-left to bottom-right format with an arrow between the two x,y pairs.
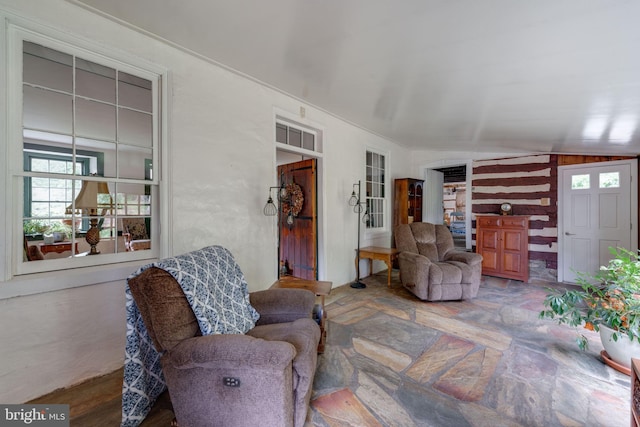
395,222 -> 483,301
122,218 -> 151,251
127,266 -> 321,427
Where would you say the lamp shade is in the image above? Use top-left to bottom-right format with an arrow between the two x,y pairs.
66,180 -> 113,216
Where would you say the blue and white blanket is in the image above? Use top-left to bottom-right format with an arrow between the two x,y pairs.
121,245 -> 260,427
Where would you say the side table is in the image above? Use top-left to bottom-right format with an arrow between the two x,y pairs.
39,241 -> 79,255
271,276 -> 332,353
357,246 -> 399,287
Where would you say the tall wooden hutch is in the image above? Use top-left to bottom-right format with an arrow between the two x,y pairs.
394,178 -> 424,228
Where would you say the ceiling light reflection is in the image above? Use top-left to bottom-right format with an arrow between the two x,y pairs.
582,117 -> 608,141
609,115 -> 637,144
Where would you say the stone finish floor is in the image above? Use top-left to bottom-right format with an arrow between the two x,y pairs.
308,272 -> 631,427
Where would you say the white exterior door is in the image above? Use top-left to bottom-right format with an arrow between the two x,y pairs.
560,160 -> 637,283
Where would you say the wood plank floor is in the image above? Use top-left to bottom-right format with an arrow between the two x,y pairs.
27,369 -> 174,426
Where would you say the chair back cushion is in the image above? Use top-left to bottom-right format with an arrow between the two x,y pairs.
396,222 -> 455,262
123,218 -> 149,240
128,267 -> 200,352
394,224 -> 419,254
409,222 -> 439,261
435,224 -> 455,259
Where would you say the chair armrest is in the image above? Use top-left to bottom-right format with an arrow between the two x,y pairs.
398,251 -> 432,288
250,288 -> 315,326
166,333 -> 296,371
444,251 -> 483,266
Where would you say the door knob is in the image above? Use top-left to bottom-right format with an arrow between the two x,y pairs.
565,232 -> 576,236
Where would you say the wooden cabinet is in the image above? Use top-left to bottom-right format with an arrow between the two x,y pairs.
394,178 -> 424,228
475,215 -> 529,282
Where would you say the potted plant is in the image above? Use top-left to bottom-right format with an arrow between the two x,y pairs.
539,246 -> 640,371
45,222 -> 73,242
23,219 -> 48,237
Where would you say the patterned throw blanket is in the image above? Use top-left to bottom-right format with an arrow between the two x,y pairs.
121,245 -> 260,427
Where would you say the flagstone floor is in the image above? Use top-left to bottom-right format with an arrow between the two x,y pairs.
308,272 -> 631,427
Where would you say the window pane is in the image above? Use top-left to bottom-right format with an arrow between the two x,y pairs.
118,108 -> 152,147
75,98 -> 116,141
76,58 -> 116,103
276,123 -> 287,144
571,174 -> 590,189
288,128 -> 301,147
23,86 -> 73,134
599,172 -> 620,188
303,132 -> 314,150
118,72 -> 152,112
23,42 -> 72,92
118,145 -> 153,180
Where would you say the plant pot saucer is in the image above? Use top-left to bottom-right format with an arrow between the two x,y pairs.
601,350 -> 631,376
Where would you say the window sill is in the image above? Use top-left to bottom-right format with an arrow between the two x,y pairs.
0,259 -> 154,299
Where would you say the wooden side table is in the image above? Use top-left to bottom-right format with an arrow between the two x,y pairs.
357,246 -> 399,287
271,276 -> 332,353
39,241 -> 79,255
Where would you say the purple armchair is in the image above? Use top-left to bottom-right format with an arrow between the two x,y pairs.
128,267 -> 320,427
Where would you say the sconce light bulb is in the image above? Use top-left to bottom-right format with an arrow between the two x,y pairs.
263,196 -> 278,216
349,192 -> 358,206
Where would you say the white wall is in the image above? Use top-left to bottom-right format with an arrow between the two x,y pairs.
0,0 -> 411,402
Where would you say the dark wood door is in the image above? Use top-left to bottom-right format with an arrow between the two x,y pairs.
278,159 -> 317,280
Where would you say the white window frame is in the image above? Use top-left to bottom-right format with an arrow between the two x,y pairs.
0,18 -> 170,298
364,147 -> 389,235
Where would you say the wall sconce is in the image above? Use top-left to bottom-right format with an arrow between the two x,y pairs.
349,180 -> 369,289
263,175 -> 303,227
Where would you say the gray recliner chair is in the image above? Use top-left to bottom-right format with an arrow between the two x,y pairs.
395,222 -> 483,301
127,267 -> 320,427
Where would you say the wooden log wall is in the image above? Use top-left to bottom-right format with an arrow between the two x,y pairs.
472,154 -> 558,269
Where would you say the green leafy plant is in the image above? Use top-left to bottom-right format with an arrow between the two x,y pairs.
23,219 -> 49,235
539,247 -> 640,350
46,222 -> 72,235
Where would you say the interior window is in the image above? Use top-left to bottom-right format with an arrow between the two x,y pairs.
18,38 -> 159,273
365,150 -> 386,229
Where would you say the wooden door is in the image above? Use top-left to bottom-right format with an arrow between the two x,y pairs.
560,162 -> 632,282
278,159 -> 317,280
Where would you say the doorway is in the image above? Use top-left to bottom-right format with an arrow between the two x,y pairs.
434,165 -> 468,249
277,158 -> 318,280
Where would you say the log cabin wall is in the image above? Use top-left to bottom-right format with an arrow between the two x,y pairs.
471,154 -> 636,282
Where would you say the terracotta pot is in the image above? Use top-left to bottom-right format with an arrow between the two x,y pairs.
599,324 -> 640,369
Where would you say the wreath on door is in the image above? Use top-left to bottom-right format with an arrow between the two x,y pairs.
282,182 -> 304,217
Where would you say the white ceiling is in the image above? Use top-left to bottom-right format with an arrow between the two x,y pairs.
72,0 -> 640,155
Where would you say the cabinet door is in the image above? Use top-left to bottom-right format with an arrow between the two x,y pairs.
478,228 -> 500,273
413,182 -> 423,222
502,229 -> 525,277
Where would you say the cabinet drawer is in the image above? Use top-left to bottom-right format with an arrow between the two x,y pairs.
502,217 -> 528,228
477,216 -> 501,227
